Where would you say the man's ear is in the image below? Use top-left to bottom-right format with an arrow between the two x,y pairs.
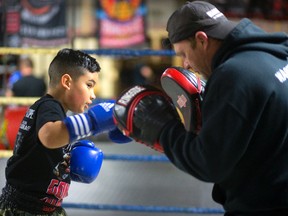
61,74 -> 72,90
195,31 -> 208,47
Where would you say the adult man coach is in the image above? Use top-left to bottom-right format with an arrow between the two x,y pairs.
113,1 -> 288,215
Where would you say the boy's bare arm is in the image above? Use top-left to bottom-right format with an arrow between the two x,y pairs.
38,121 -> 70,149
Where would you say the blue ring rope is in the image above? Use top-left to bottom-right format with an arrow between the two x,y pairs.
82,49 -> 175,57
104,154 -> 170,162
62,203 -> 224,214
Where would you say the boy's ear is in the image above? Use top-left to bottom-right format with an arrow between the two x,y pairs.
61,74 -> 72,89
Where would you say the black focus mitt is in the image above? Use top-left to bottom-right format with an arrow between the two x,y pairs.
113,85 -> 180,152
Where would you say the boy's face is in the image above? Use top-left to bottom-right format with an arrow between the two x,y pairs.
67,71 -> 99,113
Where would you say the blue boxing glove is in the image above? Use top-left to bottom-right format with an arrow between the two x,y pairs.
70,140 -> 103,184
108,128 -> 133,144
63,102 -> 116,143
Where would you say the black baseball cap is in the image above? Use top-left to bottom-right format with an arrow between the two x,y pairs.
163,1 -> 237,48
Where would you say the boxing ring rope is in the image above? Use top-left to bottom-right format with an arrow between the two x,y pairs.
0,48 -> 224,214
0,47 -> 175,57
62,203 -> 224,214
0,97 -> 39,106
0,150 -> 170,162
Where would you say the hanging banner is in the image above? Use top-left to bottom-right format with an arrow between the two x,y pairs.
97,0 -> 147,48
3,0 -> 21,47
0,0 -> 6,46
5,0 -> 68,47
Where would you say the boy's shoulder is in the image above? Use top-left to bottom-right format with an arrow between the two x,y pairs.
32,94 -> 62,110
29,95 -> 66,120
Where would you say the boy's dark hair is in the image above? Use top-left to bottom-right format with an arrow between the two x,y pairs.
48,48 -> 101,87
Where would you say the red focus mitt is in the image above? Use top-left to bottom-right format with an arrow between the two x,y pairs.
161,67 -> 205,133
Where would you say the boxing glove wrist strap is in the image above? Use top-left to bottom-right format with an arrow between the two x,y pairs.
63,113 -> 94,143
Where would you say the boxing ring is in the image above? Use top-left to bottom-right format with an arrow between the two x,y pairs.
0,48 -> 224,215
